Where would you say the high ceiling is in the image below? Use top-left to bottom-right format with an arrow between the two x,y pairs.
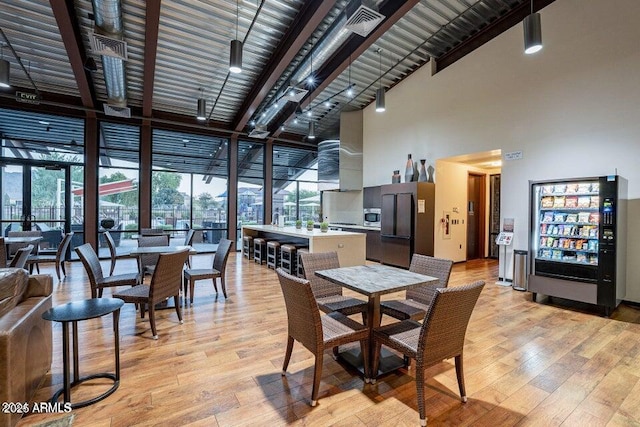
0,0 -> 554,145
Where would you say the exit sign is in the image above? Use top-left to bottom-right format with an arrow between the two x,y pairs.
504,150 -> 523,161
15,91 -> 41,105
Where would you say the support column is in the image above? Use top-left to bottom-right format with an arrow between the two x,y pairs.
84,117 -> 98,249
228,135 -> 238,245
264,141 -> 273,225
139,122 -> 152,229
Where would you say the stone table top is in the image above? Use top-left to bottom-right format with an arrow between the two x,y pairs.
315,264 -> 438,297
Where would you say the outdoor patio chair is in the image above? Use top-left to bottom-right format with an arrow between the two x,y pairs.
380,255 -> 454,321
138,234 -> 170,277
113,249 -> 190,339
26,232 -> 74,280
8,245 -> 34,269
276,268 -> 370,407
75,243 -> 140,298
371,281 -> 484,426
183,238 -> 233,303
299,251 -> 368,323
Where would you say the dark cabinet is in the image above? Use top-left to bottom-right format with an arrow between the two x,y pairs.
363,186 -> 382,208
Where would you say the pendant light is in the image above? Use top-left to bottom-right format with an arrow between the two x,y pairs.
308,121 -> 316,140
375,48 -> 385,113
229,0 -> 243,73
0,45 -> 9,88
346,53 -> 354,98
307,45 -> 315,87
523,0 -> 542,54
196,88 -> 206,121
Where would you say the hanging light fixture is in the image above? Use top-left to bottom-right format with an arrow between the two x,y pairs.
346,54 -> 354,98
523,0 -> 542,54
229,0 -> 243,73
196,88 -> 206,121
0,44 -> 9,88
307,42 -> 315,87
308,121 -> 316,140
375,48 -> 385,113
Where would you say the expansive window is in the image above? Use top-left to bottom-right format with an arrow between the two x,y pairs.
97,122 -> 140,256
272,146 -> 319,225
152,129 -> 228,251
237,141 -> 264,239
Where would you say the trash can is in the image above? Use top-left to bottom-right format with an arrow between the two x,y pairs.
513,250 -> 528,291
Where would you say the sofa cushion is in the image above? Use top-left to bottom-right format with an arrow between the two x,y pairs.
0,269 -> 29,318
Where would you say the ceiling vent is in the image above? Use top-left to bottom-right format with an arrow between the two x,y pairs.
89,32 -> 128,60
248,125 -> 270,139
286,86 -> 309,103
345,0 -> 385,37
103,104 -> 131,118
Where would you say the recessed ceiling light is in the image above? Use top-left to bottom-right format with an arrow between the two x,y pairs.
324,101 -> 330,108
182,139 -> 189,143
38,120 -> 50,125
306,111 -> 312,117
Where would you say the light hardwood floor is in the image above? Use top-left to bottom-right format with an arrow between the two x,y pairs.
18,253 -> 640,426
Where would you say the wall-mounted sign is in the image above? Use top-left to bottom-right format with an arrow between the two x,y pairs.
503,150 -> 523,161
15,91 -> 41,105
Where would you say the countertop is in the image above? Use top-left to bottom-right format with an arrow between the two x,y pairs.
328,224 -> 381,231
242,224 -> 366,238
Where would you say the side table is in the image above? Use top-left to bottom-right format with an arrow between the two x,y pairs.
42,298 -> 124,408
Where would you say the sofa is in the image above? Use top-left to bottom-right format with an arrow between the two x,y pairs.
0,269 -> 53,427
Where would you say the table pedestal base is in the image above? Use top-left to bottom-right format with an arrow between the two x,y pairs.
336,344 -> 406,380
51,373 -> 119,409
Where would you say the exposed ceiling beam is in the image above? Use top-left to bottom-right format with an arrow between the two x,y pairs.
433,0 -> 556,73
232,0 -> 337,132
142,1 -> 162,119
269,0 -> 421,137
49,0 -> 97,117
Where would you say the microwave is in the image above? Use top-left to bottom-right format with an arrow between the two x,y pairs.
363,208 -> 381,227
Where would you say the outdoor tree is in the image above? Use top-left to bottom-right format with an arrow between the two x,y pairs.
197,192 -> 213,210
152,172 -> 183,206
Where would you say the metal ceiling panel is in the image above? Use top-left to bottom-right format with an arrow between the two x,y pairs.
0,1 -> 79,96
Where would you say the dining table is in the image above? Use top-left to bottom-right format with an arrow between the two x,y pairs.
315,264 -> 438,380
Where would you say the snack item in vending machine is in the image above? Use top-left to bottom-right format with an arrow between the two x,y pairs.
577,196 -> 590,208
553,196 -> 566,207
541,196 -> 554,208
590,196 -> 599,208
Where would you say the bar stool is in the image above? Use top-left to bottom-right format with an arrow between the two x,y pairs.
242,235 -> 253,260
253,238 -> 267,265
297,248 -> 309,278
266,241 -> 281,270
280,244 -> 297,275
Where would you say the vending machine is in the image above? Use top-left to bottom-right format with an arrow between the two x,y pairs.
528,175 -> 627,315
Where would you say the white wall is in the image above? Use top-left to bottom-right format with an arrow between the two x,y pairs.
362,0 -> 640,302
322,190 -> 364,225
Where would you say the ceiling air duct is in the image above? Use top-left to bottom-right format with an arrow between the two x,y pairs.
345,0 -> 385,37
248,125 -> 270,139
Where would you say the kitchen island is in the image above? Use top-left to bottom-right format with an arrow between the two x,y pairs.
242,225 -> 366,267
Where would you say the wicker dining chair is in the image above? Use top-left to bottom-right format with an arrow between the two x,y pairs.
372,281 -> 484,426
103,231 -> 118,276
113,249 -> 190,339
26,232 -> 74,281
75,243 -> 140,298
183,238 -> 233,303
183,229 -> 196,268
8,245 -> 34,269
138,234 -> 170,277
299,251 -> 368,322
276,268 -> 370,407
7,230 -> 41,258
0,237 -> 6,268
380,255 -> 454,322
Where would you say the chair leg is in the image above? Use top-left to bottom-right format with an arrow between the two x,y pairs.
149,304 -> 158,339
189,279 -> 195,305
416,363 -> 427,426
220,276 -> 227,298
61,260 -> 67,277
109,259 -> 116,276
311,352 -> 323,407
212,277 -> 218,294
455,355 -> 467,403
282,336 -> 294,375
371,341 -> 382,382
174,296 -> 183,324
183,277 -> 189,304
98,288 -> 104,298
360,339 -> 371,382
140,303 -> 146,319
55,262 -> 61,281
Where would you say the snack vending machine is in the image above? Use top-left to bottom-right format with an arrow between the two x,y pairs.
528,176 -> 627,315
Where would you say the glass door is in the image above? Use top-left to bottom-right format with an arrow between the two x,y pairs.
1,161 -> 72,252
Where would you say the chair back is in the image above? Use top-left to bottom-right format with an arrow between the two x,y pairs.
75,243 -> 105,291
418,281 -> 484,367
276,268 -> 322,354
9,245 -> 34,269
0,237 -> 6,268
299,251 -> 343,299
212,238 -> 233,273
406,255 -> 454,306
7,230 -> 41,256
184,229 -> 196,246
104,231 -> 117,263
149,249 -> 190,303
56,232 -> 74,262
138,234 -> 170,272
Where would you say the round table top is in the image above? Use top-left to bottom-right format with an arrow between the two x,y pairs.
42,298 -> 124,322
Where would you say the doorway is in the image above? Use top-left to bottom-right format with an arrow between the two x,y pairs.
0,161 -> 73,251
467,173 -> 486,260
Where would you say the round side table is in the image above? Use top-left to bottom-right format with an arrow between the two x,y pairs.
42,298 -> 124,408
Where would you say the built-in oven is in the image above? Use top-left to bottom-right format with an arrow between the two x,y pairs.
363,208 -> 381,227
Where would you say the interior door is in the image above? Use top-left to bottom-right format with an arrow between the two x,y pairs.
467,173 -> 486,260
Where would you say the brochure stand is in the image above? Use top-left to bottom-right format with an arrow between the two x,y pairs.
495,232 -> 513,286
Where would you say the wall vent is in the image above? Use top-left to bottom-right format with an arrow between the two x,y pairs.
286,86 -> 309,103
345,0 -> 385,37
103,104 -> 131,118
89,32 -> 128,60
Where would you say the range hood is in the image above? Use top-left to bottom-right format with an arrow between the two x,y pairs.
318,110 -> 363,191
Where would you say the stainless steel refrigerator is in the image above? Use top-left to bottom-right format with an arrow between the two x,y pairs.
380,182 -> 435,268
